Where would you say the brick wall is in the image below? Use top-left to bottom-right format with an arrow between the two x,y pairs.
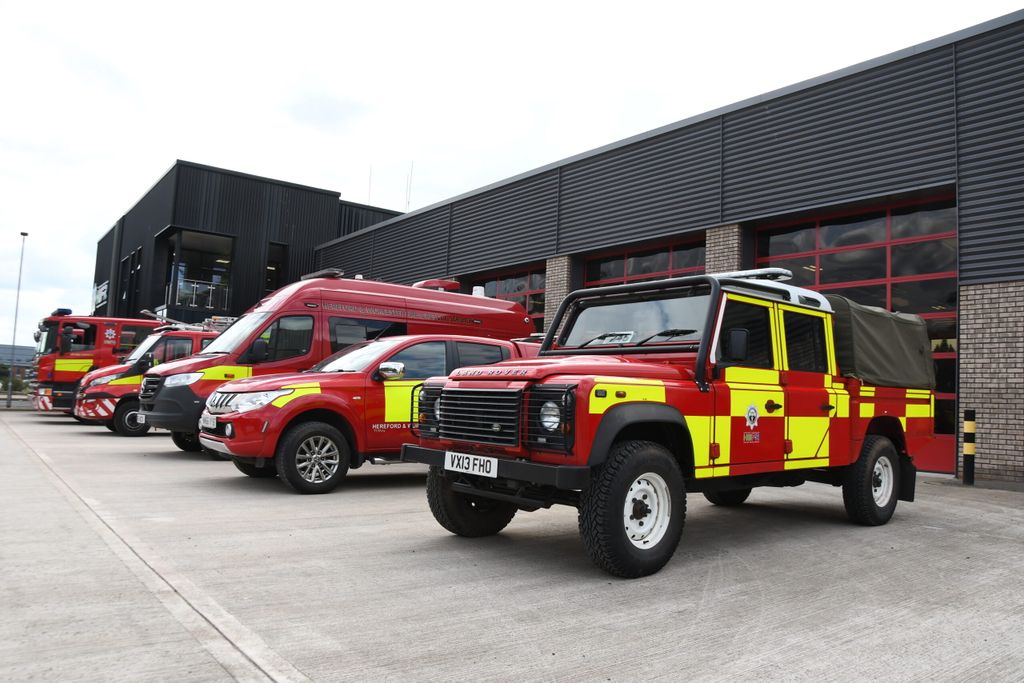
958,280 -> 1024,482
543,255 -> 573,331
705,224 -> 743,272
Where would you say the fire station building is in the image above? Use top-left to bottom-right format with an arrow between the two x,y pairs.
313,12 -> 1024,482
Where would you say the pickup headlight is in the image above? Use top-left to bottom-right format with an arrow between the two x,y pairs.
232,390 -> 293,413
164,372 -> 203,387
88,375 -> 115,388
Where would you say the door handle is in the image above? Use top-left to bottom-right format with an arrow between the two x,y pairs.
765,400 -> 783,413
821,403 -> 835,412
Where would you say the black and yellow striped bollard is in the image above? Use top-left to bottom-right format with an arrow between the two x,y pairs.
963,409 -> 976,486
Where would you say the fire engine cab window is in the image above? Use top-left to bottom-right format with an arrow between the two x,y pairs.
258,316 -> 314,362
783,312 -> 828,373
63,323 -> 98,352
386,342 -> 446,379
456,342 -> 506,367
718,300 -> 773,368
330,317 -> 406,352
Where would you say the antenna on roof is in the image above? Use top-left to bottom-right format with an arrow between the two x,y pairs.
405,161 -> 414,211
367,164 -> 372,204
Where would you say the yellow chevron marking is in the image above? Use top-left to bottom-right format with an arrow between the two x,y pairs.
108,374 -> 142,386
200,366 -> 254,381
272,382 -> 322,407
54,359 -> 93,373
588,382 -> 666,415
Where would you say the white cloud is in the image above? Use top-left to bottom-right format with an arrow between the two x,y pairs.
0,0 -> 1020,345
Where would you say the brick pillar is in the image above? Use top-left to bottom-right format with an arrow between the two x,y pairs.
543,255 -> 576,332
705,223 -> 743,273
958,281 -> 1024,483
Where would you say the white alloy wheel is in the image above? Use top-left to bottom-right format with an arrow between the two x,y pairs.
872,456 -> 894,507
295,435 -> 341,484
623,472 -> 672,549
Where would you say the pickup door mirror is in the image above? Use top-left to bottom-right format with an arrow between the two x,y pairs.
724,328 -> 749,363
376,362 -> 405,381
248,338 -> 269,363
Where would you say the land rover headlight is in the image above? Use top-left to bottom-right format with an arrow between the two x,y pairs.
539,400 -> 561,432
233,390 -> 292,413
88,375 -> 115,387
164,372 -> 203,387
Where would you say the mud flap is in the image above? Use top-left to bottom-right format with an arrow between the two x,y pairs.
899,457 -> 917,502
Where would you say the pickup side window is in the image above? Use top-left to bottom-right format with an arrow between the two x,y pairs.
783,311 -> 828,373
259,315 -> 314,362
718,299 -> 773,368
455,342 -> 507,367
387,341 -> 446,379
330,317 -> 407,352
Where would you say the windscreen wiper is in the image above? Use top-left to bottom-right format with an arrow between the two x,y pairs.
633,328 -> 698,346
577,332 -> 630,348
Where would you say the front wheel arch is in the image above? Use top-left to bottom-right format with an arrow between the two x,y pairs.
276,405 -> 361,466
589,404 -> 694,477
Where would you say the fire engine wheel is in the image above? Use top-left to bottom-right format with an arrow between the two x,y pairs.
233,458 -> 278,478
171,431 -> 203,452
275,421 -> 351,494
113,400 -> 150,437
703,488 -> 751,506
425,466 -> 517,537
579,440 -> 685,578
843,435 -> 900,526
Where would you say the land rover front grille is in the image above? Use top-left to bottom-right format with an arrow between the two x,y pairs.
438,388 -> 521,446
139,376 -> 162,401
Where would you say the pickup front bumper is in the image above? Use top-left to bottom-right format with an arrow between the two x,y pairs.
401,444 -> 590,490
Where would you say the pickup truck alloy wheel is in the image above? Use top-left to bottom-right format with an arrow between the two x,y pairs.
275,421 -> 351,494
114,400 -> 150,437
843,435 -> 900,526
579,439 -> 686,578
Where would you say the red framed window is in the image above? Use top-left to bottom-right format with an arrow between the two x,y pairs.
756,195 -> 957,471
584,239 -> 705,287
473,266 -> 546,332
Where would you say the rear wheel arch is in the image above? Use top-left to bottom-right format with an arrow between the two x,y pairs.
865,416 -> 906,456
589,404 -> 695,478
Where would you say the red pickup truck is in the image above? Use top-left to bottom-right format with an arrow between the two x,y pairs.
198,334 -> 539,494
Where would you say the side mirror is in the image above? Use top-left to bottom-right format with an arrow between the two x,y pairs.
138,352 -> 155,372
725,328 -> 749,363
59,330 -> 75,354
249,338 -> 269,363
377,362 -> 405,381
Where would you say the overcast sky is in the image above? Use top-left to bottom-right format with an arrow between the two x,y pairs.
1,0 -> 1020,347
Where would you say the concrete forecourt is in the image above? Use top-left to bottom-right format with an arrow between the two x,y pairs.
2,410 -> 1022,680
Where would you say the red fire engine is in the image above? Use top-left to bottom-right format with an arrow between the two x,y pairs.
31,309 -> 161,413
198,334 -> 539,493
74,326 -> 219,435
139,271 -> 534,453
402,269 -> 936,578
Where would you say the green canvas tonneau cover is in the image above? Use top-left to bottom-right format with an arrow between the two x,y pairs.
825,295 -> 935,389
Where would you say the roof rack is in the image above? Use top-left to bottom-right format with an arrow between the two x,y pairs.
301,268 -> 345,281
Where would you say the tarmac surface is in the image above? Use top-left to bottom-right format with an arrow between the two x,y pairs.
2,409 -> 1023,681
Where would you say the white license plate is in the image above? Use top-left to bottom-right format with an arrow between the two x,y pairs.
444,451 -> 498,478
137,413 -> 146,424
199,413 -> 216,430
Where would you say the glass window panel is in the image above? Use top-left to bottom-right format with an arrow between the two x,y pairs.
387,341 -> 447,379
818,247 -> 886,284
527,294 -> 545,315
934,358 -> 957,394
764,256 -> 816,286
498,274 -> 528,295
328,317 -> 405,353
891,201 -> 956,239
529,272 -> 546,291
825,285 -> 887,309
719,300 -> 774,369
819,212 -> 885,248
934,399 -> 956,435
672,244 -> 705,270
927,319 -> 957,353
455,342 -> 505,368
261,315 -> 314,362
783,312 -> 828,373
627,249 -> 670,277
891,278 -> 957,314
757,223 -> 815,257
892,238 -> 956,277
481,280 -> 497,297
586,256 -> 625,282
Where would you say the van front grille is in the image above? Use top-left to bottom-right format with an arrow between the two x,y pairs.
139,376 -> 162,401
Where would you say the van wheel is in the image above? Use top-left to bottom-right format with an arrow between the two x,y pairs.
171,431 -> 203,452
113,400 -> 150,437
703,488 -> 751,506
843,435 -> 900,526
275,421 -> 350,494
426,467 -> 517,537
104,422 -> 117,432
233,459 -> 278,478
579,440 -> 685,578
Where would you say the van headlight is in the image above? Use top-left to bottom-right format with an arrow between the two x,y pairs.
88,375 -> 115,387
164,372 -> 203,387
539,400 -> 561,432
233,390 -> 292,413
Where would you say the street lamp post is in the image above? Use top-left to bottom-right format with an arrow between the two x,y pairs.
6,231 -> 28,409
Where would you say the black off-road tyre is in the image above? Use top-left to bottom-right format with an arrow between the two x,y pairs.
104,422 -> 117,432
171,430 -> 203,452
703,488 -> 751,506
579,440 -> 686,579
113,400 -> 150,437
275,421 -> 351,494
233,458 -> 278,478
843,435 -> 900,526
426,466 -> 518,537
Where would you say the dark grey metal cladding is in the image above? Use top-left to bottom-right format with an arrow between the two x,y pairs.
723,47 -> 956,222
956,21 -> 1024,284
448,171 -> 558,274
370,207 -> 449,284
339,203 -> 399,237
316,231 -> 375,279
120,167 -> 177,311
558,120 -> 719,253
